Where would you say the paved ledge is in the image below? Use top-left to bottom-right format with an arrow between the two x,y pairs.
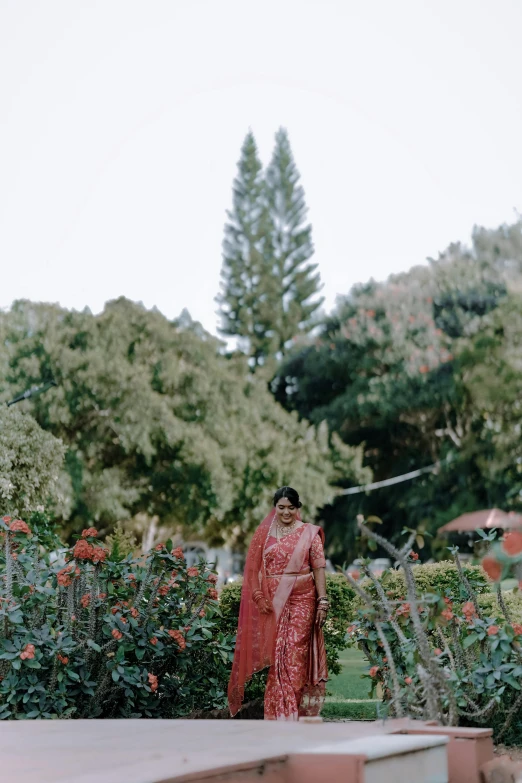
0,718 -> 487,783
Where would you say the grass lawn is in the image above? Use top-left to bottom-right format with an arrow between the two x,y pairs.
322,647 -> 380,721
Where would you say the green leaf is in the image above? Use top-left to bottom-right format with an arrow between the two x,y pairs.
87,639 -> 102,653
166,539 -> 173,553
463,634 -> 478,649
112,670 -> 120,682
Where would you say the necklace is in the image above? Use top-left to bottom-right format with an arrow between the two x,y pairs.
275,518 -> 299,540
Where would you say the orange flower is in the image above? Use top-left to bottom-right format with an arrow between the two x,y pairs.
149,637 -> 158,646
369,666 -> 379,678
111,629 -> 123,640
81,527 -> 98,539
172,547 -> 184,560
396,602 -> 411,617
441,608 -> 454,621
57,653 -> 69,665
158,585 -> 169,597
20,643 -> 35,660
130,607 -> 139,619
80,593 -> 90,608
98,592 -> 107,600
148,673 -> 158,693
92,547 -> 107,563
2,516 -> 12,523
502,532 -> 522,557
10,519 -> 31,535
409,551 -> 419,561
207,588 -> 218,600
487,625 -> 499,636
512,624 -> 522,637
73,540 -> 95,561
404,676 -> 413,685
168,629 -> 186,650
187,567 -> 199,577
57,566 -> 73,587
482,555 -> 502,582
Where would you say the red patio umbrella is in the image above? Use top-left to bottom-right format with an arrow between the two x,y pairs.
438,508 -> 522,534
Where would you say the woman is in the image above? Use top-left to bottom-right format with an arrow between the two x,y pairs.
228,487 -> 329,720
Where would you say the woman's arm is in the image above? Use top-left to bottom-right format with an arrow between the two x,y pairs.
313,566 -> 328,628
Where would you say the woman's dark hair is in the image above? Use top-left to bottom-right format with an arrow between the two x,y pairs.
273,486 -> 302,508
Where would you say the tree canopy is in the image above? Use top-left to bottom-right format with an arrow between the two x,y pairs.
273,220 -> 522,561
0,298 -> 367,549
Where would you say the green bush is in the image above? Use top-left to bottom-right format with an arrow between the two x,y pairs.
367,561 -> 489,602
476,591 -> 522,623
0,517 -> 235,719
218,573 -> 355,701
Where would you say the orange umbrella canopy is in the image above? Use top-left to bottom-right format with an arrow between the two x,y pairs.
438,508 -> 522,533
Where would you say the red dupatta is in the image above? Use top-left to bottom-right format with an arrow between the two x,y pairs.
227,511 -> 327,717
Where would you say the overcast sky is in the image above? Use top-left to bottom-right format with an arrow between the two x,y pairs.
1,0 -> 521,336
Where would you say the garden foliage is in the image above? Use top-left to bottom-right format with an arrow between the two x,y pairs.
347,518 -> 522,743
0,515 -> 234,719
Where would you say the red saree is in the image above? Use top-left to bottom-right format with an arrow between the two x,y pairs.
227,512 -> 328,720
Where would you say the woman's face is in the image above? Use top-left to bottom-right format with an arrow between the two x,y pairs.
274,497 -> 299,525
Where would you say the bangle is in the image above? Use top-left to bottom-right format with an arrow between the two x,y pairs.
317,597 -> 329,604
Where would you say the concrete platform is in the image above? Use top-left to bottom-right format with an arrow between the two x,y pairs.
0,718 -> 488,783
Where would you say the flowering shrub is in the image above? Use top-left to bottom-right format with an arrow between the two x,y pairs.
346,516 -> 522,742
0,516 -> 234,719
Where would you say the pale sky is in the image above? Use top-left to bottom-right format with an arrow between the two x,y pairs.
1,0 -> 521,336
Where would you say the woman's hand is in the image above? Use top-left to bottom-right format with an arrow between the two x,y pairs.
253,590 -> 273,615
315,605 -> 328,628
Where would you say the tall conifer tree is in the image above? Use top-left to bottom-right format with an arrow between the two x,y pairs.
264,127 -> 323,357
217,131 -> 275,366
218,128 -> 323,367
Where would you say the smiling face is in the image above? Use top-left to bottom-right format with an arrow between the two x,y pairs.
274,496 -> 299,526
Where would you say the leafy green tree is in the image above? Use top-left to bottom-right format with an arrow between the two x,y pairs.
265,127 -> 323,357
0,298 -> 368,549
273,219 -> 522,562
0,406 -> 67,517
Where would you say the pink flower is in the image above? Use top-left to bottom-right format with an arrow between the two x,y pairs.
369,666 -> 379,678
487,625 -> 499,636
207,588 -> 218,600
111,629 -> 123,640
149,637 -> 158,646
57,566 -> 73,587
80,593 -> 90,608
148,673 -> 158,693
168,629 -> 186,650
503,532 -> 522,556
207,573 -> 218,584
404,676 -> 412,685
92,546 -> 107,563
172,547 -> 184,560
73,540 -> 95,561
10,519 -> 31,535
482,555 -> 502,582
81,527 -> 98,539
20,643 -> 35,660
187,567 -> 199,577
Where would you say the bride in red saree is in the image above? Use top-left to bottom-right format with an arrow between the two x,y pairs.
228,487 -> 329,720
